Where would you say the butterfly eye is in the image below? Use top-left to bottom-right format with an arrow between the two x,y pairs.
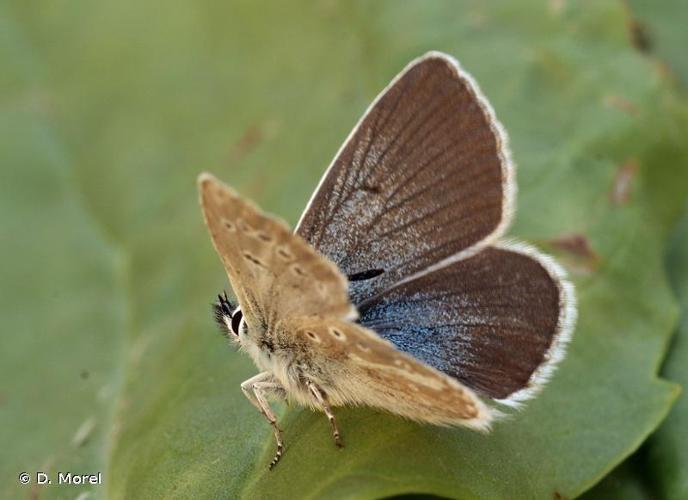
230,308 -> 244,337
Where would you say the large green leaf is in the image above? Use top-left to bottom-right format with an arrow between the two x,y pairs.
645,208 -> 688,499
583,0 -> 688,495
586,203 -> 688,500
0,10 -> 125,500
2,1 -> 686,498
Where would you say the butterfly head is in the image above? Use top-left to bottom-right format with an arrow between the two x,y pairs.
213,291 -> 244,342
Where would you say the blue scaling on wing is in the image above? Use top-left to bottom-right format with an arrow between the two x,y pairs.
359,288 -> 476,382
357,247 -> 563,400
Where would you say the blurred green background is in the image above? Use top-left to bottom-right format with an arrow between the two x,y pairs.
1,1 -> 687,499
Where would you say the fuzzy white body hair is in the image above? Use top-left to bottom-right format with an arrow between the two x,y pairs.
238,327 -> 320,410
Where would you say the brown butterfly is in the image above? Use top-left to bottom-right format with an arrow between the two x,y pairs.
199,52 -> 576,469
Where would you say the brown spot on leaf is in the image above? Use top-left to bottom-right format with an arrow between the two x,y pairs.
603,94 -> 638,116
610,160 -> 639,206
628,18 -> 652,53
229,119 -> 281,163
546,233 -> 601,274
229,125 -> 262,163
549,233 -> 599,260
621,0 -> 652,53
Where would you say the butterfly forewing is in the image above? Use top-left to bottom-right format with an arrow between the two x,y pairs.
199,173 -> 355,331
357,243 -> 575,403
296,53 -> 514,305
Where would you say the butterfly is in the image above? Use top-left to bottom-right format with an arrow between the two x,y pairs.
199,51 -> 576,469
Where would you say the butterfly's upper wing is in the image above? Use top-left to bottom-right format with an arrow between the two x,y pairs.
357,243 -> 576,405
296,52 -> 514,304
198,173 -> 356,332
280,315 -> 492,429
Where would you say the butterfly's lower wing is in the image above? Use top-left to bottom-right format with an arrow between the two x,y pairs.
296,52 -> 515,304
282,316 -> 492,429
357,243 -> 576,405
198,174 -> 356,329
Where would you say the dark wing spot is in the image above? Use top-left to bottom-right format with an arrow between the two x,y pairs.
361,184 -> 381,194
348,268 -> 385,281
243,252 -> 265,267
277,247 -> 293,260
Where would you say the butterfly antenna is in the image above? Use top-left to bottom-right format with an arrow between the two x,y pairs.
212,291 -> 236,338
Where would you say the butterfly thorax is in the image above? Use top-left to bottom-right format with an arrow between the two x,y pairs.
243,320 -> 323,407
214,297 -> 316,405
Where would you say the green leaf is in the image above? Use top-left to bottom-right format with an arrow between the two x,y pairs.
583,201 -> 688,500
627,0 -> 688,86
645,207 -> 688,499
2,1 -> 687,499
581,459 -> 652,500
0,11 -> 125,500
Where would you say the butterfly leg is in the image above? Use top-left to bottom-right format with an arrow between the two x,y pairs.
306,380 -> 343,448
240,372 -> 286,469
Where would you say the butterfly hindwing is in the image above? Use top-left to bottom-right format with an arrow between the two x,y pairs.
296,52 -> 515,304
281,316 -> 492,428
357,242 -> 576,404
199,173 -> 355,331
